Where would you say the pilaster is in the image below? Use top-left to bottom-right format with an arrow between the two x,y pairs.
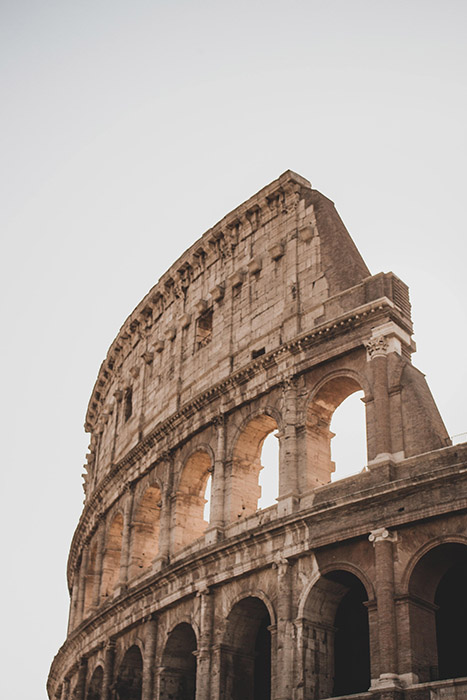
369,527 -> 402,690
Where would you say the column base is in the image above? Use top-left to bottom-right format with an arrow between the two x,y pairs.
205,525 -> 224,545
368,451 -> 404,467
276,493 -> 300,517
371,673 -> 403,690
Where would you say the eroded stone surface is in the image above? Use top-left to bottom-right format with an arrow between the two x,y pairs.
48,172 -> 467,700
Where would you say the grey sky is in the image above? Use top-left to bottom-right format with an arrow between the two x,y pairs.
1,2 -> 466,698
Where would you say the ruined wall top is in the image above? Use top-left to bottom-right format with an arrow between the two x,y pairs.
82,170 -> 413,498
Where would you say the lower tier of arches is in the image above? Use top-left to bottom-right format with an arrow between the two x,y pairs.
52,533 -> 467,700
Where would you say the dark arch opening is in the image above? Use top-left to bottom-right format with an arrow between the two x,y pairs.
115,645 -> 143,700
327,571 -> 370,696
435,561 -> 467,680
222,596 -> 271,700
160,622 -> 197,700
409,542 -> 467,682
302,570 -> 370,699
86,666 -> 103,700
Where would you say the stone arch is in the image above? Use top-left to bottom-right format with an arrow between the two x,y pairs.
300,568 -> 370,698
159,622 -> 197,700
100,511 -> 123,599
129,483 -> 162,579
115,644 -> 143,700
172,448 -> 213,552
85,665 -> 103,700
406,540 -> 467,682
304,370 -> 368,487
297,561 -> 375,619
227,408 -> 281,522
401,534 -> 467,594
221,595 -> 273,700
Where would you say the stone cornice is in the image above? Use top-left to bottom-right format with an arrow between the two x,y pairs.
69,296 -> 409,584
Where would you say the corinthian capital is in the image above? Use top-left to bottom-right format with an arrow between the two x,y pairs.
365,335 -> 389,360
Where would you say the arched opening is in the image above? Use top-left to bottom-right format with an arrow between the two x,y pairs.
301,570 -> 370,698
100,512 -> 123,600
160,622 -> 197,700
129,484 -> 161,579
258,431 -> 279,509
83,541 -> 97,615
330,390 -> 366,481
173,451 -> 212,552
408,542 -> 467,682
115,645 -> 143,700
86,666 -> 103,700
221,596 -> 272,700
228,414 -> 279,521
306,376 -> 366,488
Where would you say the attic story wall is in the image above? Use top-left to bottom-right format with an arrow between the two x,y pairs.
84,172 -> 376,496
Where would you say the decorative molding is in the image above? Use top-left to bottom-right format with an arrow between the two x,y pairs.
195,299 -> 208,315
141,351 -> 154,365
165,326 -> 176,341
247,256 -> 262,275
230,270 -> 245,288
210,284 -> 225,302
270,242 -> 284,261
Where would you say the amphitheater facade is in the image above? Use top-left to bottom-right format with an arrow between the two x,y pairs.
48,171 -> 467,700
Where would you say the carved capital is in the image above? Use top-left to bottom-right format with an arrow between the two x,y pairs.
369,527 -> 397,544
365,335 -> 389,360
273,553 -> 290,576
212,412 -> 225,427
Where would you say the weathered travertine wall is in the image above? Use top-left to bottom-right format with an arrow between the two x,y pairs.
48,172 -> 467,700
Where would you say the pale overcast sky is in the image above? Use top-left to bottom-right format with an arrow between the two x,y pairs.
1,2 -> 466,698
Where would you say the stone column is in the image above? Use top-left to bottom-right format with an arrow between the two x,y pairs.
74,658 -> 87,700
102,639 -> 116,700
76,546 -> 89,623
365,336 -> 392,461
118,485 -> 135,589
275,558 -> 293,700
269,624 -> 278,700
277,379 -> 300,516
92,523 -> 105,607
60,678 -> 70,700
67,577 -> 79,633
369,527 -> 401,689
195,588 -> 214,700
142,618 -> 158,700
157,453 -> 173,564
207,414 -> 226,541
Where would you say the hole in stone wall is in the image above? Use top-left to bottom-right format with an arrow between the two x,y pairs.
124,387 -> 133,422
258,431 -> 279,509
330,390 -> 366,481
196,310 -> 213,348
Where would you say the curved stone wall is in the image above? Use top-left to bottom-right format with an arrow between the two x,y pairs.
48,172 -> 467,700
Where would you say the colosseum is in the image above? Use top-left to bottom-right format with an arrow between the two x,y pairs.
48,171 -> 467,700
